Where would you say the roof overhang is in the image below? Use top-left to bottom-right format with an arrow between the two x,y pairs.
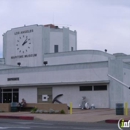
0,80 -> 110,88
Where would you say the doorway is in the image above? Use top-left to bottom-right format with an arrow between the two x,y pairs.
2,89 -> 19,103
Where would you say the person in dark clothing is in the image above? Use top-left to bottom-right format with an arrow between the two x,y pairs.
18,98 -> 26,111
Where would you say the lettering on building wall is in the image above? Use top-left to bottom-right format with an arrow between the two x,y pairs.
7,77 -> 19,81
11,54 -> 37,59
14,29 -> 33,35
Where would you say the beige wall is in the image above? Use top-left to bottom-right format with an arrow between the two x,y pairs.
26,103 -> 68,114
0,103 -> 68,113
0,103 -> 10,112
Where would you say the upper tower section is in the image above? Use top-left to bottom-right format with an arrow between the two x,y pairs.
43,24 -> 77,53
3,24 -> 77,67
3,25 -> 43,67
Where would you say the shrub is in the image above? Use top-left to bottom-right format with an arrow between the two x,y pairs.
30,107 -> 37,113
60,109 -> 65,114
49,109 -> 55,114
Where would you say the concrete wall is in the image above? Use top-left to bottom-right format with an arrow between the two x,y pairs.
49,28 -> 77,53
53,85 -> 109,108
123,64 -> 130,107
3,25 -> 43,67
44,50 -> 115,65
0,65 -> 19,70
19,87 -> 37,103
69,33 -> 76,51
0,60 -> 109,109
3,31 -> 7,59
0,62 -> 108,86
50,31 -> 63,53
0,59 -> 4,64
108,59 -> 124,109
3,25 -> 77,66
63,28 -> 69,51
43,27 -> 50,54
115,55 -> 130,63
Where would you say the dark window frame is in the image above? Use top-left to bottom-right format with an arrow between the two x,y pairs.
2,89 -> 19,103
71,47 -> 73,51
54,45 -> 58,53
94,85 -> 107,91
79,86 -> 92,91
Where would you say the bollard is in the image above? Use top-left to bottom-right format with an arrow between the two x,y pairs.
70,102 -> 72,114
124,102 -> 128,116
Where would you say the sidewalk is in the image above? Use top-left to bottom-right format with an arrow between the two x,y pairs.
0,109 -> 129,123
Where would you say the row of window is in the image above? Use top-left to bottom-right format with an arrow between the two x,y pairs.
54,45 -> 73,53
0,89 -> 19,103
79,85 -> 107,91
0,85 -> 107,103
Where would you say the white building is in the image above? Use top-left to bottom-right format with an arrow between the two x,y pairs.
0,24 -> 130,109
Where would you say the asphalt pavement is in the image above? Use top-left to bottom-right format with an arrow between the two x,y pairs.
0,119 -> 119,130
0,108 -> 129,130
0,108 -> 129,123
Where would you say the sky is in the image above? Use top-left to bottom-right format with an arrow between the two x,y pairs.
0,0 -> 130,57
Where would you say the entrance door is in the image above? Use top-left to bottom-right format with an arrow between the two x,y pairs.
3,93 -> 12,103
2,89 -> 19,103
13,93 -> 19,102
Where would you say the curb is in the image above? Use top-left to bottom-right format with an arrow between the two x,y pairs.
0,115 -> 34,120
105,119 -> 129,124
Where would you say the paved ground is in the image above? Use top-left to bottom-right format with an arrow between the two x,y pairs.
0,119 -> 119,130
0,108 -> 130,123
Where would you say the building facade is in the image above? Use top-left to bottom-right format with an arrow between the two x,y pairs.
0,24 -> 130,109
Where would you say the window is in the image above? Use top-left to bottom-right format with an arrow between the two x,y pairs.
3,93 -> 12,103
71,47 -> 73,51
79,86 -> 92,91
54,45 -> 58,53
2,89 -> 19,103
3,89 -> 12,92
13,93 -> 19,102
94,85 -> 107,91
13,89 -> 19,92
